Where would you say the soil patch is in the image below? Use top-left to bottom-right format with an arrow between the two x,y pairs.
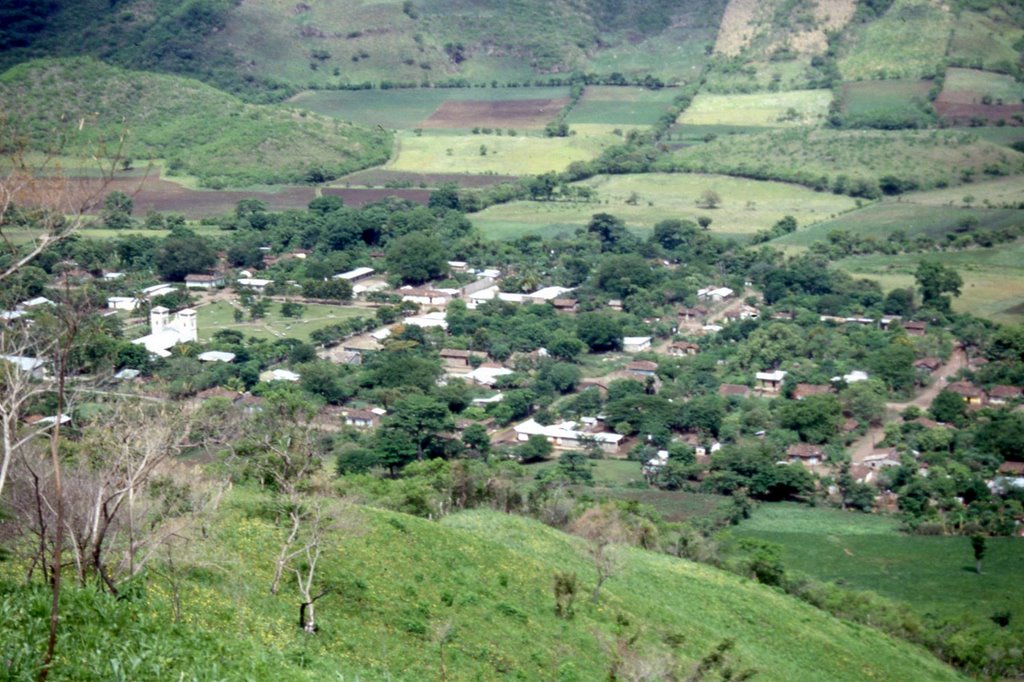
934,98 -> 1024,125
419,98 -> 569,129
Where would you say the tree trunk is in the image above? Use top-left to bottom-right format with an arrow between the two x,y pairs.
976,559 -> 982,575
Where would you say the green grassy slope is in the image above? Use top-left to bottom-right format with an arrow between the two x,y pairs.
0,58 -> 392,187
1,495 -> 966,681
0,0 -> 729,91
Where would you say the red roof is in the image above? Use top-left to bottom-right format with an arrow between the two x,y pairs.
793,383 -> 831,399
627,361 -> 658,372
787,443 -> 825,459
946,381 -> 984,398
914,357 -> 942,371
989,385 -> 1022,399
999,461 -> 1024,475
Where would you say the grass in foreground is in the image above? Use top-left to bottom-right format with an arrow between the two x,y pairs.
470,173 -> 859,240
733,502 -> 1024,632
1,492 -> 965,680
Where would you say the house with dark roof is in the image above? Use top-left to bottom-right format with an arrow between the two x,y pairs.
914,357 -> 943,373
718,383 -> 751,399
667,341 -> 700,357
793,383 -> 831,400
946,381 -> 985,406
903,321 -> 927,336
786,443 -> 826,466
988,385 -> 1023,405
626,360 -> 658,377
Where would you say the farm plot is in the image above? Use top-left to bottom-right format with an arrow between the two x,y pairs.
386,130 -> 614,175
419,97 -> 568,129
334,169 -> 517,188
288,86 -> 570,129
839,0 -> 952,80
835,241 -> 1024,324
839,79 -> 934,127
733,503 -> 1024,632
665,128 -> 1024,192
470,173 -> 859,240
565,86 -> 680,126
935,68 -> 1024,125
677,90 -> 832,127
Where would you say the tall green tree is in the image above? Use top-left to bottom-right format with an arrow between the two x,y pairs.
915,261 -> 962,311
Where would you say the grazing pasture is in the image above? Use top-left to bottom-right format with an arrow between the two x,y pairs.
733,503 -> 1024,632
288,86 -> 571,129
839,79 -> 934,127
946,8 -> 1024,74
835,241 -> 1024,324
839,0 -> 951,80
470,173 -> 859,240
678,90 -> 832,127
386,130 -> 614,175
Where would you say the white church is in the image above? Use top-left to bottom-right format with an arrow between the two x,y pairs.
132,306 -> 197,358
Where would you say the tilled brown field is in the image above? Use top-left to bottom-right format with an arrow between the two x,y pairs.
419,98 -> 569,129
337,169 -> 517,188
13,171 -> 430,218
935,92 -> 1024,125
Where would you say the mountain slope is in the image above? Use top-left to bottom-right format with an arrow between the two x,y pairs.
1,495 -> 965,680
0,58 -> 392,187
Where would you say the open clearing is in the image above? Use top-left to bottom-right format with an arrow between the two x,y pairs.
288,87 -> 571,129
678,90 -> 832,127
839,0 -> 952,80
197,300 -> 373,343
835,241 -> 1024,324
734,503 -> 1024,632
386,130 -> 614,175
470,173 -> 859,240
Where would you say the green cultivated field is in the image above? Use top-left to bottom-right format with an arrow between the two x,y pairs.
734,503 -> 1024,632
772,205 -> 1023,252
289,86 -> 570,130
566,86 -> 680,126
197,300 -> 372,342
839,0 -> 952,80
470,173 -> 859,240
665,128 -> 1024,191
941,68 -> 1024,104
835,241 -> 1024,324
678,90 -> 832,127
839,79 -> 934,126
0,58 -> 391,188
386,130 -> 614,175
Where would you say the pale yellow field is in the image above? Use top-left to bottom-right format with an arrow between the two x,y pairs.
678,90 -> 833,127
385,131 -> 615,175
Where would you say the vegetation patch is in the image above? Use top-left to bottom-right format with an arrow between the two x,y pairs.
0,58 -> 392,188
839,0 -> 952,80
470,173 -> 859,240
335,169 -> 517,188
679,90 -> 833,127
945,7 -> 1024,76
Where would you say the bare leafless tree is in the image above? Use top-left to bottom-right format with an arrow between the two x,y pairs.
570,504 -> 635,604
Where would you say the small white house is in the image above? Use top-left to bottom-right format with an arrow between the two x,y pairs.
697,286 -> 734,303
107,296 -> 140,312
513,418 -> 623,454
237,278 -> 272,292
141,283 -> 176,299
466,364 -> 514,387
260,368 -> 301,383
403,311 -> 448,330
185,273 -> 226,289
197,351 -> 236,363
755,369 -> 787,392
623,336 -> 652,353
333,267 -> 375,282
